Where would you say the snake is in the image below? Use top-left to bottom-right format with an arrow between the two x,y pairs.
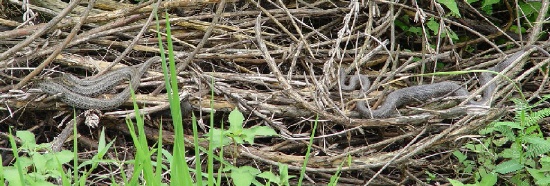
340,48 -> 533,118
37,56 -> 160,110
50,67 -> 136,97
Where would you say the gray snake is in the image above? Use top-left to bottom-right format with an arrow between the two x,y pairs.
51,67 -> 137,97
37,56 -> 160,110
340,48 -> 533,118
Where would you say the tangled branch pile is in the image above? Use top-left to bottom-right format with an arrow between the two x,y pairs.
0,0 -> 549,184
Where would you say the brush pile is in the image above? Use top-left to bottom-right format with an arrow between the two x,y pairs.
0,0 -> 549,184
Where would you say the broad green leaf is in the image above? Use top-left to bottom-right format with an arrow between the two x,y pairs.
16,131 -> 36,150
445,29 -> 458,41
427,18 -> 440,35
229,108 -> 245,134
240,126 -> 277,144
535,177 -> 550,185
500,148 -> 521,159
436,0 -> 461,17
3,168 -> 22,186
527,168 -> 545,182
452,151 -> 467,163
494,159 -> 524,174
479,172 -> 497,186
53,150 -> 74,165
241,129 -> 256,144
231,166 -> 261,186
519,2 -> 542,16
205,128 -> 232,148
250,126 -> 278,137
17,157 -> 33,170
32,153 -> 47,173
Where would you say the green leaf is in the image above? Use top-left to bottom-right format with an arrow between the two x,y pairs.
519,2 -> 542,16
241,129 -> 256,144
53,150 -> 73,165
205,128 -> 232,148
229,108 -> 245,134
462,160 -> 474,174
509,25 -> 527,34
427,18 -> 440,35
240,126 -> 277,145
535,177 -> 550,185
162,148 -> 173,163
500,146 -> 521,159
480,0 -> 494,14
511,173 -> 531,186
32,153 -> 47,173
250,126 -> 278,137
453,151 -> 467,163
3,167 -> 23,186
479,125 -> 495,135
479,172 -> 497,186
493,121 -> 522,129
16,131 -> 36,150
278,163 -> 294,186
16,157 -> 33,170
394,19 -> 409,32
408,27 -> 422,35
425,171 -> 436,182
494,159 -> 524,174
447,178 -> 466,186
481,0 -> 499,10
231,166 -> 261,186
35,180 -> 57,186
524,125 -> 539,135
257,171 -> 280,185
233,135 -> 245,144
98,128 -> 107,152
527,168 -> 546,183
492,137 -> 508,146
436,0 -> 461,17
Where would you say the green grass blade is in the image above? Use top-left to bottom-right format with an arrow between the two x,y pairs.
8,127 -> 25,186
297,114 -> 318,185
158,11 -> 192,186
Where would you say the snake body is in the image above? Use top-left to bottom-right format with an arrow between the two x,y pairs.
341,48 -> 528,118
38,56 -> 159,110
51,67 -> 136,97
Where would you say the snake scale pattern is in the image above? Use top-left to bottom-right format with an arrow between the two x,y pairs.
38,56 -> 160,110
340,47 -> 535,118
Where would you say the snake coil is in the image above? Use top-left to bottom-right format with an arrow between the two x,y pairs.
340,48 -> 532,118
